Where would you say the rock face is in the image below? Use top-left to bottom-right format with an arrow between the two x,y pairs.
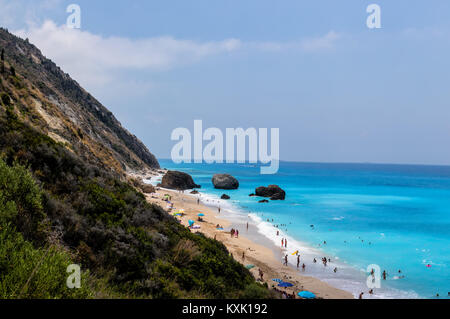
158,171 -> 201,190
141,184 -> 155,194
0,28 -> 159,174
221,194 -> 230,200
212,174 -> 239,190
255,185 -> 286,200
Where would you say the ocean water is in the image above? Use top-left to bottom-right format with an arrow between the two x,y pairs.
156,160 -> 450,299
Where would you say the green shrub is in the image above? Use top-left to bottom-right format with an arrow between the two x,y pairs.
0,223 -> 92,299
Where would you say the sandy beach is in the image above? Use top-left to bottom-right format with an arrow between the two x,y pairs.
144,185 -> 353,299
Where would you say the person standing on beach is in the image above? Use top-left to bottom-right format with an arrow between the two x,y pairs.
285,239 -> 287,248
284,255 -> 288,266
359,292 -> 364,299
297,255 -> 300,268
197,198 -> 200,205
281,238 -> 284,247
236,230 -> 239,238
302,263 -> 306,271
246,222 -> 249,231
382,270 -> 387,280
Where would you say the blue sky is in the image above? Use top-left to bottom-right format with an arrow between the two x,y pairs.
2,0 -> 450,165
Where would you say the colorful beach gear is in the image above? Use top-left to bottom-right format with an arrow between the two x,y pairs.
298,291 -> 316,299
272,278 -> 283,283
278,282 -> 294,288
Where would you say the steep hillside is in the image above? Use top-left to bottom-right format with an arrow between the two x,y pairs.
0,28 -> 272,299
0,27 -> 159,176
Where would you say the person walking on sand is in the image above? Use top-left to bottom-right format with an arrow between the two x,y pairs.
231,229 -> 235,238
236,230 -> 239,238
302,263 -> 306,271
297,255 -> 300,268
218,207 -> 221,213
284,254 -> 288,266
242,251 -> 245,261
197,198 -> 200,205
281,238 -> 284,247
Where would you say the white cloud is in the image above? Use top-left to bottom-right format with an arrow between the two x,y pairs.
14,20 -> 241,88
13,20 -> 340,92
300,31 -> 341,52
0,0 -> 63,29
254,31 -> 341,52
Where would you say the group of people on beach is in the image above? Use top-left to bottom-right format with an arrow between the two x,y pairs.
230,228 -> 239,238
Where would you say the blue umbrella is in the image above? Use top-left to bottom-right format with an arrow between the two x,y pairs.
278,282 -> 294,288
298,291 -> 316,299
272,278 -> 283,283
197,213 -> 205,217
188,220 -> 195,227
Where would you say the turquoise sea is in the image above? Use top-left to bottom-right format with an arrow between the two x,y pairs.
156,159 -> 450,299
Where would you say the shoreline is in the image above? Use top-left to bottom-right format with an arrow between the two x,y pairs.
143,180 -> 353,299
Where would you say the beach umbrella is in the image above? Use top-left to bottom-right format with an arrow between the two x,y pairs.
197,213 -> 205,217
278,282 -> 294,288
245,264 -> 255,269
272,278 -> 283,283
188,220 -> 195,227
297,291 -> 316,299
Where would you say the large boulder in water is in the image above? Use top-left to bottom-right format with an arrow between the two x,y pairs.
158,171 -> 201,190
255,185 -> 286,200
212,174 -> 239,190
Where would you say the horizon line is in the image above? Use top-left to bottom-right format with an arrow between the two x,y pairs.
156,158 -> 450,168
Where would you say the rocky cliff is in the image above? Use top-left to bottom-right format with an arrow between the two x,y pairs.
0,28 -> 159,176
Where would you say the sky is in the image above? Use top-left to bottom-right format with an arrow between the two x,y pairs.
1,0 -> 450,165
